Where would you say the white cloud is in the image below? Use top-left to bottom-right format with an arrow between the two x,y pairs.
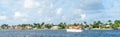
112,1 -> 120,9
24,0 -> 40,8
0,15 -> 7,20
73,9 -> 83,14
82,0 -> 99,4
37,10 -> 43,14
14,11 -> 29,22
56,8 -> 63,15
79,0 -> 102,10
73,9 -> 86,21
48,18 -> 51,21
35,2 -> 41,7
50,3 -> 53,8
14,11 -> 28,18
21,19 -> 28,22
0,11 -> 6,14
80,14 -> 86,21
62,16 -> 67,20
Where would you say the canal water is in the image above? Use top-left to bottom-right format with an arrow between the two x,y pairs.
0,30 -> 120,37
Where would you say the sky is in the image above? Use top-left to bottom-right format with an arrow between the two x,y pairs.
0,0 -> 120,25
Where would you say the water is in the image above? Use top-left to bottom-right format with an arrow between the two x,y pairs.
0,30 -> 120,37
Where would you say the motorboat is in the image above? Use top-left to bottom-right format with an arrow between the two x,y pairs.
66,26 -> 83,32
66,29 -> 83,32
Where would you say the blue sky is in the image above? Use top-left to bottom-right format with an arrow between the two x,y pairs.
0,0 -> 120,25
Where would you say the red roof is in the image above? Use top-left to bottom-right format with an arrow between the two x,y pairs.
71,26 -> 81,29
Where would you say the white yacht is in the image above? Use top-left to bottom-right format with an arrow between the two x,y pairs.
67,29 -> 82,32
66,26 -> 83,32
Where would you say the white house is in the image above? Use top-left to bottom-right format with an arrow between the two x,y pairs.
51,26 -> 60,30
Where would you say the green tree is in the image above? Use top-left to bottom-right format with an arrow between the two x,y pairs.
112,24 -> 119,29
84,21 -> 87,25
33,23 -> 41,29
20,24 -> 33,29
108,20 -> 112,23
58,22 -> 67,29
98,21 -> 102,28
93,21 -> 99,28
112,20 -> 120,29
73,23 -> 79,26
45,24 -> 53,29
108,20 -> 113,28
84,21 -> 89,28
41,22 -> 45,25
1,24 -> 9,29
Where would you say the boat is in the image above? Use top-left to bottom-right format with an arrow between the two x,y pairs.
66,29 -> 83,32
66,25 -> 83,32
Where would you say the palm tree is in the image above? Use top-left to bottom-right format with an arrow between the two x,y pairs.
84,21 -> 89,28
108,20 -> 111,23
108,20 -> 113,25
45,24 -> 53,29
41,22 -> 45,29
58,22 -> 66,29
84,21 -> 87,25
33,23 -> 41,29
98,21 -> 102,29
108,20 -> 113,28
41,22 -> 45,26
93,21 -> 99,28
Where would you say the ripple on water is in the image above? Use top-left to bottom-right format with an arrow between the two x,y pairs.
0,30 -> 120,37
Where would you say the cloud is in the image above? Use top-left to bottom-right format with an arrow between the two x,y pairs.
78,0 -> 104,10
83,0 -> 100,4
73,9 -> 83,14
14,11 -> 28,18
80,14 -> 86,21
23,0 -> 40,8
13,11 -> 28,22
73,9 -> 87,21
0,15 -> 7,20
0,0 -> 120,25
56,8 -> 63,15
50,3 -> 53,8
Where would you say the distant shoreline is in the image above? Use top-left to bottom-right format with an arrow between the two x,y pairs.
0,29 -> 118,31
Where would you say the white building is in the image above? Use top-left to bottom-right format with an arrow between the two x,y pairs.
51,26 -> 60,30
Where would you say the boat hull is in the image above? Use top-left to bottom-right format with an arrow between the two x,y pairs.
66,29 -> 83,32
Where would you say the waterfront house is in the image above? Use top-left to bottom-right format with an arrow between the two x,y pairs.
69,25 -> 82,29
25,26 -> 33,30
14,26 -> 22,30
8,26 -> 15,30
118,27 -> 120,30
51,26 -> 60,30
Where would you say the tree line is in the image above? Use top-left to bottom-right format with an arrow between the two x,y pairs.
0,20 -> 120,30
